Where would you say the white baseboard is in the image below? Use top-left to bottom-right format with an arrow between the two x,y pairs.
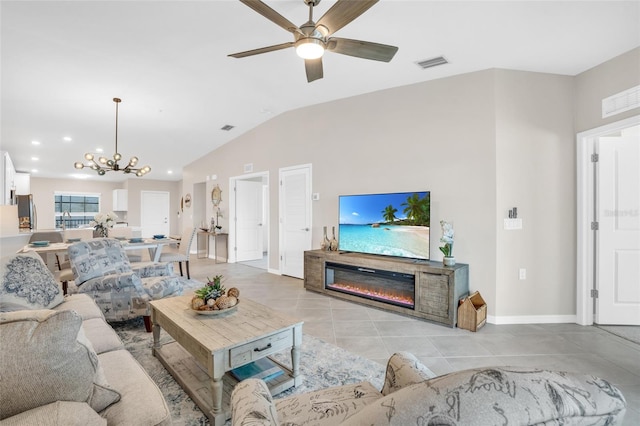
488,314 -> 577,325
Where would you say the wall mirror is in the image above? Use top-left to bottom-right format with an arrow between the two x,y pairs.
211,184 -> 222,207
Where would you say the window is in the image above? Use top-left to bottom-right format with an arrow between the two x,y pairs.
54,193 -> 100,229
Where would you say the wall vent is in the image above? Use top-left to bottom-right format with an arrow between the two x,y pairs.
415,56 -> 448,70
220,124 -> 235,131
602,85 -> 640,118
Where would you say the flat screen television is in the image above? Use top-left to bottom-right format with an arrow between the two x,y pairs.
338,191 -> 430,260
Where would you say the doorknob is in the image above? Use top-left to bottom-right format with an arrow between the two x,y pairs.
301,227 -> 309,231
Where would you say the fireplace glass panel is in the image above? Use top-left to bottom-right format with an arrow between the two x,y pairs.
325,262 -> 415,309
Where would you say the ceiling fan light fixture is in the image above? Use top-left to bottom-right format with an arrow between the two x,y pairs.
295,38 -> 325,59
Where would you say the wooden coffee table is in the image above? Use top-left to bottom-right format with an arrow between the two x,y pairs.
149,295 -> 303,425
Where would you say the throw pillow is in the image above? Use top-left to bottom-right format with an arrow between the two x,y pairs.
68,239 -> 131,285
0,309 -> 121,420
0,251 -> 64,312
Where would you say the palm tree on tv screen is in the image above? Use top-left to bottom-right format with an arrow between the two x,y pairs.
401,193 -> 430,226
382,205 -> 398,223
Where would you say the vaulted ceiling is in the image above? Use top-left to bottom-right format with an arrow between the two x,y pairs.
2,1 -> 638,182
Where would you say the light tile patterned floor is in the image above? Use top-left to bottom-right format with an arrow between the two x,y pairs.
178,255 -> 640,422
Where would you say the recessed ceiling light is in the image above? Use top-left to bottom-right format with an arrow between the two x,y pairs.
221,124 -> 235,131
96,148 -> 104,153
63,136 -> 72,142
31,169 -> 38,173
31,157 -> 39,161
31,140 -> 41,145
72,174 -> 90,179
167,170 -> 173,174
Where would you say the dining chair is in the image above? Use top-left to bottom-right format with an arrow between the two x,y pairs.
106,226 -> 143,262
159,227 -> 196,279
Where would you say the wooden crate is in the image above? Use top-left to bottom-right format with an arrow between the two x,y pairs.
458,291 -> 487,332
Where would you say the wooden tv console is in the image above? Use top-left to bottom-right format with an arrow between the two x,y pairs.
304,250 -> 469,328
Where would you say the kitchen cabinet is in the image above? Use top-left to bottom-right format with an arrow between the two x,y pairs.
113,189 -> 128,211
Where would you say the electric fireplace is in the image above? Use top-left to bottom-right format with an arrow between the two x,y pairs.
325,262 -> 415,309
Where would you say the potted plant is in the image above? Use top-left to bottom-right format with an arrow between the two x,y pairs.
439,220 -> 455,266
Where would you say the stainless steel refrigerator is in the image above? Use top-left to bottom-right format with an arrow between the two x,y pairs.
15,194 -> 37,230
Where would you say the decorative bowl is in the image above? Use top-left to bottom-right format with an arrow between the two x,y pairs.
31,241 -> 49,246
192,301 -> 239,316
66,238 -> 81,243
153,234 -> 165,239
129,238 -> 144,243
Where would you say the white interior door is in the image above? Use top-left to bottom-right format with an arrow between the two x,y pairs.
141,191 -> 170,238
235,180 -> 264,262
280,165 -> 311,279
596,126 -> 640,325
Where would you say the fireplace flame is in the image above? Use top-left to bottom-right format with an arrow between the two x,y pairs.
327,281 -> 414,308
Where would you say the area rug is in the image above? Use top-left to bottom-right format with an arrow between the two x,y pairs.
111,317 -> 386,426
596,324 -> 640,346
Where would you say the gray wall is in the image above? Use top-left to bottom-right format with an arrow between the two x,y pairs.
182,48 -> 640,321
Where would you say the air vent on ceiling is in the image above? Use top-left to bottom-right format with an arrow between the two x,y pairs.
602,85 -> 640,118
221,124 -> 235,131
415,56 -> 448,70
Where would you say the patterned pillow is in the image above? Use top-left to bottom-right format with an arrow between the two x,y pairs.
68,239 -> 132,285
0,251 -> 64,312
0,309 -> 121,419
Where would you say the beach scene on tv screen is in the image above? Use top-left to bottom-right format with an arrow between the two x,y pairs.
339,192 -> 430,259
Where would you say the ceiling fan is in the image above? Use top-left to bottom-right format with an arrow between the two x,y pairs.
228,0 -> 398,83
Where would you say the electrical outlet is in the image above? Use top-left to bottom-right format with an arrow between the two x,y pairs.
519,268 -> 526,280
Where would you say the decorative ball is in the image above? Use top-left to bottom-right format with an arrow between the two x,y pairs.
207,298 -> 216,307
227,287 -> 240,298
192,297 -> 205,310
216,295 -> 237,309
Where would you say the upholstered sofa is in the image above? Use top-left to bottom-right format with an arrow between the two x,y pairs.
0,251 -> 172,425
231,351 -> 627,426
66,238 -> 185,330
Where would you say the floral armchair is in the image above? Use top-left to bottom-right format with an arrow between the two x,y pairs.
67,238 -> 185,331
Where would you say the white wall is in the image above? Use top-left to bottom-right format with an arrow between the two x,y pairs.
30,177 -> 181,235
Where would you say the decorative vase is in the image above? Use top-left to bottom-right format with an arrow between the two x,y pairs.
95,226 -> 108,238
330,226 -> 338,251
320,226 -> 329,251
443,256 -> 456,267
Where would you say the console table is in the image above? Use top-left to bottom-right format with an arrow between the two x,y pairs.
304,250 -> 469,328
197,231 -> 228,262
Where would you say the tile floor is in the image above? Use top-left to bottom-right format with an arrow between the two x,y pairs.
183,255 -> 640,422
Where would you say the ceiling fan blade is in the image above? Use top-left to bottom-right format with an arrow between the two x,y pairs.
228,42 -> 294,58
327,37 -> 398,62
315,0 -> 378,36
239,0 -> 299,34
305,58 -> 323,82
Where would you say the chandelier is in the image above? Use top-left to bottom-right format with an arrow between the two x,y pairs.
74,98 -> 151,177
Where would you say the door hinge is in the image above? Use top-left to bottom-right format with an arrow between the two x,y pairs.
591,153 -> 599,162
591,221 -> 599,231
591,289 -> 599,298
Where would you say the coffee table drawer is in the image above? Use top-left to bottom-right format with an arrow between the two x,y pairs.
229,329 -> 292,367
